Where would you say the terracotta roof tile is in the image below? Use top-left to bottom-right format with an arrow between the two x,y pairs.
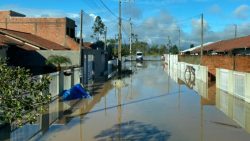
0,28 -> 70,50
192,35 -> 250,53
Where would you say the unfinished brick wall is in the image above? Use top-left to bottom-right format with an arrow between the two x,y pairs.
179,55 -> 250,77
66,35 -> 80,51
0,11 -> 78,50
201,55 -> 250,76
234,56 -> 250,72
0,18 -> 67,47
0,11 -> 25,19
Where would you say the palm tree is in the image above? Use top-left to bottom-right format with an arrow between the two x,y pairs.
46,55 -> 72,71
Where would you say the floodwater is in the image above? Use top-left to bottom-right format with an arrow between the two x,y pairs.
2,61 -> 250,141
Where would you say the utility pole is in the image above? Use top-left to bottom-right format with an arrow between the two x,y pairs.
79,10 -> 83,67
118,0 -> 122,75
234,24 -> 237,38
104,26 -> 107,51
201,13 -> 204,57
130,18 -> 132,60
79,10 -> 84,83
178,28 -> 181,52
167,36 -> 171,71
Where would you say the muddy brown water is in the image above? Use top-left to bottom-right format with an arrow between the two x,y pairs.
2,61 -> 250,141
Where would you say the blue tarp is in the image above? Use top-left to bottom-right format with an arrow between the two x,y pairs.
60,84 -> 91,101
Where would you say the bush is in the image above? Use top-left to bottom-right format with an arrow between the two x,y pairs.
0,59 -> 51,126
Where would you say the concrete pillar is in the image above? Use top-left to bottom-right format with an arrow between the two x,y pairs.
85,54 -> 89,84
40,110 -> 49,135
71,68 -> 75,86
5,18 -> 7,29
59,71 -> 64,94
0,123 -> 11,140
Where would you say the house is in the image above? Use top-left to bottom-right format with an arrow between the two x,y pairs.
191,35 -> 250,55
0,10 -> 109,78
181,42 -> 213,55
0,10 -> 79,50
0,28 -> 79,74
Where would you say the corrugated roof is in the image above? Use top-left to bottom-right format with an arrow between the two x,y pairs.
0,28 -> 70,50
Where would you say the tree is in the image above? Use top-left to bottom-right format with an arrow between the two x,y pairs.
0,59 -> 51,126
132,41 -> 148,55
92,40 -> 105,50
159,44 -> 167,55
169,45 -> 179,54
91,16 -> 105,41
46,55 -> 72,71
190,44 -> 195,48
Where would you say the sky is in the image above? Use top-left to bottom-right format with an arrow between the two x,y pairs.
1,0 -> 250,49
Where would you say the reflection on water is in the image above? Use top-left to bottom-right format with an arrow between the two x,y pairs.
216,89 -> 250,133
1,61 -> 250,141
95,120 -> 170,141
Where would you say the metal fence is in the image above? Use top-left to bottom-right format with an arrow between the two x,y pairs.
216,68 -> 250,103
165,54 -> 208,99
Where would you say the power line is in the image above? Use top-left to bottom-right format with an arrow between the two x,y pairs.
99,0 -> 119,18
98,0 -> 130,21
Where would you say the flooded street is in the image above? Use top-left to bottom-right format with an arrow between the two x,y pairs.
3,61 -> 250,141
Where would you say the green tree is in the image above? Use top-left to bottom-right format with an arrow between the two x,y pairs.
0,59 -> 51,126
148,44 -> 159,55
92,40 -> 105,50
46,55 -> 72,71
91,16 -> 105,41
159,44 -> 167,54
132,41 -> 148,55
190,44 -> 195,48
169,45 -> 179,54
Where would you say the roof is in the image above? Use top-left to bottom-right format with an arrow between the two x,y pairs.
181,42 -> 213,53
192,35 -> 250,53
83,42 -> 94,49
0,28 -> 70,50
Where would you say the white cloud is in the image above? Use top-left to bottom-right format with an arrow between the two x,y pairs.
233,4 -> 250,20
89,13 -> 97,20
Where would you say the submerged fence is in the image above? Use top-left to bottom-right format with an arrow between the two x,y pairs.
43,67 -> 83,99
216,68 -> 250,103
164,54 -> 208,98
216,89 -> 250,133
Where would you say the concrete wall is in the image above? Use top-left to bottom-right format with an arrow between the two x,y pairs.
165,54 -> 209,99
37,50 -> 80,66
84,49 -> 107,78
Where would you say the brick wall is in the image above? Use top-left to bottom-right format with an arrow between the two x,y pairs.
202,55 -> 250,76
0,18 -> 67,47
0,11 -> 78,50
66,35 -> 80,51
179,55 -> 250,77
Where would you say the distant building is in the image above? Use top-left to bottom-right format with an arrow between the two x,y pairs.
0,10 -> 79,50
